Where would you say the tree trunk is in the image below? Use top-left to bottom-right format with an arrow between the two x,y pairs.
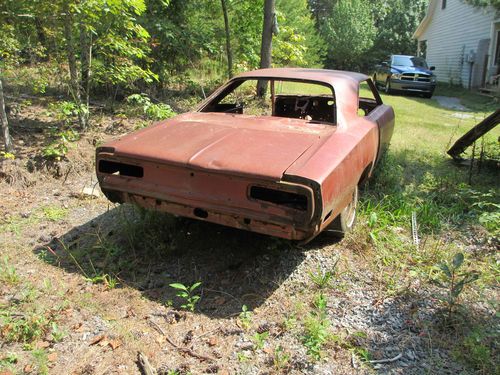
79,22 -> 91,127
0,79 -> 13,153
257,0 -> 275,97
35,17 -> 48,60
63,2 -> 87,129
220,0 -> 233,78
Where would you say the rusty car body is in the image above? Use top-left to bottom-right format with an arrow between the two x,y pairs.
96,68 -> 395,241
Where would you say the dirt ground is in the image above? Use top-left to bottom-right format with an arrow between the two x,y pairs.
1,97 -> 498,375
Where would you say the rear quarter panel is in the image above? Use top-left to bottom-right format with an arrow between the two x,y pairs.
285,117 -> 379,226
366,104 -> 395,165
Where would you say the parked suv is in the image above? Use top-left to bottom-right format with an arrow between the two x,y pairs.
373,55 -> 436,98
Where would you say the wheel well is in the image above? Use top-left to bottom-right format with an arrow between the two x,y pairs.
358,163 -> 373,186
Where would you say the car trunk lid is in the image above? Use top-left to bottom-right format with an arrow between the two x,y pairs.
106,113 -> 332,180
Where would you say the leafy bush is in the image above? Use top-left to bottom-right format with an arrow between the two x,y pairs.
127,93 -> 176,121
169,281 -> 202,311
42,129 -> 80,161
48,101 -> 79,122
432,253 -> 479,321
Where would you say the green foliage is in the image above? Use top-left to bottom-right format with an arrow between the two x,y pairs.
466,189 -> 500,236
50,322 -> 66,342
32,76 -> 49,94
252,331 -> 269,350
272,345 -> 291,372
454,327 -> 498,372
77,0 -> 157,88
0,353 -> 17,365
464,0 -> 500,11
127,93 -> 176,120
432,253 -> 480,321
273,0 -> 325,67
312,292 -> 327,311
282,313 -> 297,331
302,313 -> 330,360
0,151 -> 15,160
0,311 -> 49,343
237,351 -> 251,362
0,256 -> 19,284
239,304 -> 253,331
312,0 -> 427,70
42,205 -> 68,222
48,101 -> 80,122
302,292 -> 330,360
84,273 -> 118,289
0,23 -> 20,66
368,0 -> 428,65
31,349 -> 49,375
42,128 -> 80,161
169,281 -> 202,311
308,259 -> 338,289
321,0 -> 376,70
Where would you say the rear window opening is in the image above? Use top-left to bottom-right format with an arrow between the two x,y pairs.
202,78 -> 336,124
249,186 -> 308,211
99,160 -> 144,178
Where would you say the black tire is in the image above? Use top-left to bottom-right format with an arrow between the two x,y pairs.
328,185 -> 358,238
423,91 -> 433,99
384,78 -> 392,94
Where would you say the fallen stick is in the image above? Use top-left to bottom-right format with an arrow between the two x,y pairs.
368,352 -> 403,364
137,352 -> 157,375
192,327 -> 221,343
164,336 -> 215,362
147,319 -> 166,336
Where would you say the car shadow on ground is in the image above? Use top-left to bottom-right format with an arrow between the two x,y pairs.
34,204 -> 311,319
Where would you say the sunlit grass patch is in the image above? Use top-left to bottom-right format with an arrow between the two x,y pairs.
42,205 -> 68,222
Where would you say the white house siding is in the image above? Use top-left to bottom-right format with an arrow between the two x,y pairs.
418,0 -> 495,87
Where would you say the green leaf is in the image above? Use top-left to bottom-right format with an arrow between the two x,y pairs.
368,212 -> 378,227
430,279 -> 444,288
169,283 -> 187,291
452,280 -> 465,297
452,253 -> 464,270
439,263 -> 452,278
463,272 -> 480,284
189,281 -> 202,292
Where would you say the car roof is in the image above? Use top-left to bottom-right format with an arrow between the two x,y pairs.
234,68 -> 369,123
236,68 -> 368,86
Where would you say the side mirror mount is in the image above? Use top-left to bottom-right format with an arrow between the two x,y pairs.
430,66 -> 435,71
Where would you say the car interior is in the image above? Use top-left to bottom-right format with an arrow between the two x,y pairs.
201,79 -> 338,124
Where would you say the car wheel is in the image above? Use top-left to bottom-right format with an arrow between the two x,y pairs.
384,79 -> 392,94
423,92 -> 433,99
329,185 -> 358,238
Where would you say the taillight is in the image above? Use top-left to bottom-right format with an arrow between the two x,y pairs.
98,160 -> 144,178
249,186 -> 308,211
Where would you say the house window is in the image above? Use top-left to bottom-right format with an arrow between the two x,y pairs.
442,0 -> 447,9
